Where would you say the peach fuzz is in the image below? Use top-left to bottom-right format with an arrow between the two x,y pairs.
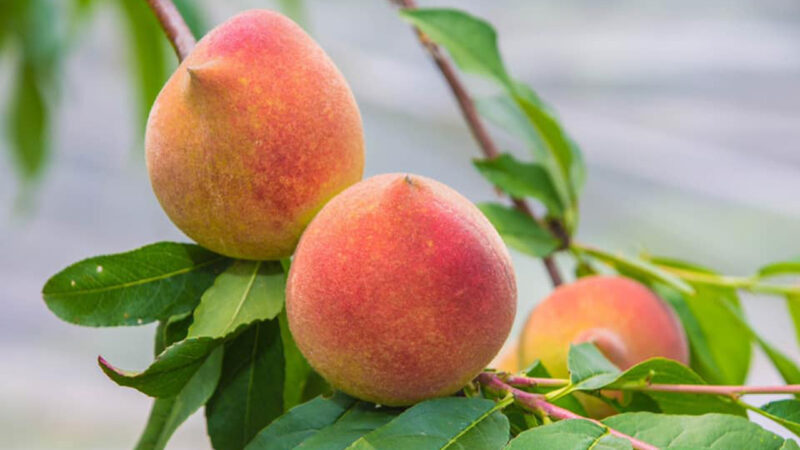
146,10 -> 364,259
286,174 -> 517,406
520,275 -> 689,378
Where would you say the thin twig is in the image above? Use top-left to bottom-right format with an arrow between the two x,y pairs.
389,0 -> 564,286
144,0 -> 196,61
500,372 -> 800,397
478,373 -> 658,450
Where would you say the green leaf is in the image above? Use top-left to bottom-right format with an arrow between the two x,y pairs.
99,336 -> 219,397
7,61 -> 48,181
135,347 -> 223,450
43,242 -> 230,327
477,203 -> 561,257
245,393 -> 359,450
188,260 -> 285,339
575,246 -> 694,295
653,284 -> 727,386
607,358 -> 744,416
680,287 -> 751,385
279,310 -> 314,411
399,8 -> 510,86
506,419 -> 631,450
117,0 -> 170,132
788,295 -> 800,346
568,343 -> 621,391
686,282 -> 799,386
399,7 -> 582,225
473,154 -> 563,215
603,412 -> 799,449
348,397 -> 509,449
760,400 -> 800,438
645,259 -> 752,384
759,259 -> 800,278
207,321 -> 285,450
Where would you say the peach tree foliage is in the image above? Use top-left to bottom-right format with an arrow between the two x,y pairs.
40,6 -> 800,450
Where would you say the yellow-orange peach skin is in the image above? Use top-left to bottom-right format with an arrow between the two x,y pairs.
146,10 -> 364,259
520,276 -> 690,378
286,174 -> 517,406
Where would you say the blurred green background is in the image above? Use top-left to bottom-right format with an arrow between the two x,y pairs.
1,0 -> 799,448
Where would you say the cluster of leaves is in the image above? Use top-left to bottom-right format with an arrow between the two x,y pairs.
398,8 -> 584,256
40,239 -> 800,448
498,343 -> 800,448
43,242 -> 324,449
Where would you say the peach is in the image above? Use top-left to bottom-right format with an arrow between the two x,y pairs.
286,174 -> 517,406
146,10 -> 364,260
519,275 -> 689,415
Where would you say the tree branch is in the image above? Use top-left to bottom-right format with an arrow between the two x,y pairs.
389,0 -> 564,287
498,372 -> 800,397
144,0 -> 196,61
478,373 -> 658,450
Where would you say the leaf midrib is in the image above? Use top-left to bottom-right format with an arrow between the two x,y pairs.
44,256 -> 227,297
221,261 -> 262,336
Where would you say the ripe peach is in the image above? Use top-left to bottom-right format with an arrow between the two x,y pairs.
286,174 -> 517,406
146,10 -> 364,260
520,276 -> 689,376
519,275 -> 689,415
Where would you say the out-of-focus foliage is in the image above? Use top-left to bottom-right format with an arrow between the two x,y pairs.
2,0 -> 64,189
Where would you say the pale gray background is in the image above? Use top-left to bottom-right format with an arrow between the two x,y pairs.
1,0 -> 799,448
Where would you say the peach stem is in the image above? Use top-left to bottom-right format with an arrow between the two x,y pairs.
389,0 -> 568,287
144,0 -> 196,61
478,372 -> 659,450
499,373 -> 800,396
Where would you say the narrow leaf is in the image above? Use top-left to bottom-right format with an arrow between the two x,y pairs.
603,412 -> 798,449
653,284 -> 727,386
188,260 -> 285,339
473,154 -> 563,215
788,295 -> 800,346
477,203 -> 560,257
399,8 -> 511,86
7,61 -> 48,180
568,343 -> 621,390
759,259 -> 800,278
135,347 -> 223,450
43,242 -> 229,327
576,246 -> 694,295
760,400 -> 800,438
207,321 -> 285,450
99,337 -> 218,397
506,419 -> 631,450
348,397 -> 509,449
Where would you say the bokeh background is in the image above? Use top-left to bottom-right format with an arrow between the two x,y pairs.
2,0 -> 799,448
